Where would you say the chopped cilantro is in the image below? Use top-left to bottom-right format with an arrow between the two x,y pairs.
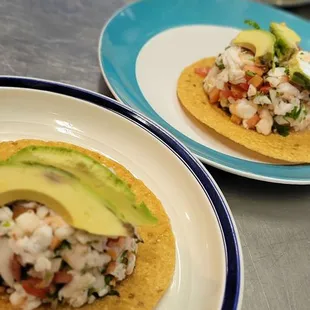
244,19 -> 261,30
273,122 -> 290,137
60,260 -> 70,270
246,70 -> 256,77
47,290 -> 58,299
58,240 -> 71,251
108,290 -> 120,297
105,274 -> 114,285
44,271 -> 53,282
216,61 -> 225,70
284,67 -> 290,75
121,250 -> 129,265
88,288 -> 96,297
286,106 -> 302,120
101,266 -> 107,274
2,221 -> 11,227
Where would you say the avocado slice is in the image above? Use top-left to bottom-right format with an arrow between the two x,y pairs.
232,29 -> 276,66
288,51 -> 310,90
8,146 -> 157,226
270,22 -> 301,62
0,162 -> 128,236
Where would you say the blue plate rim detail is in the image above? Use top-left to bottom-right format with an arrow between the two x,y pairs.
98,0 -> 310,185
0,75 -> 243,310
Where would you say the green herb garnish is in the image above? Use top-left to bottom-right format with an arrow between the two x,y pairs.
108,290 -> 120,297
2,221 -> 10,227
273,122 -> 290,137
58,240 -> 71,251
284,67 -> 290,75
121,251 -> 129,265
101,266 -> 107,274
216,61 -> 225,70
286,106 -> 302,120
244,19 -> 261,30
246,70 -> 256,77
88,288 -> 96,297
105,274 -> 114,285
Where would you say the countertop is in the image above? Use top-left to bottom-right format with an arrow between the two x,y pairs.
1,0 -> 310,309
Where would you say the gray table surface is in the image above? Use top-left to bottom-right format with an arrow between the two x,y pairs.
1,0 -> 310,309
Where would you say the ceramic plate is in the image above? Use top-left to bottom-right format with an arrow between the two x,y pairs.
99,0 -> 310,184
0,77 -> 243,309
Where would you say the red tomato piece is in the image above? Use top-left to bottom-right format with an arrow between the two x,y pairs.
231,85 -> 245,99
53,271 -> 73,284
22,278 -> 50,299
194,67 -> 210,78
260,85 -> 271,94
220,89 -> 233,99
209,88 -> 220,103
238,83 -> 249,91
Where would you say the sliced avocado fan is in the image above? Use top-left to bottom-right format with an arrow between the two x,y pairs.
270,22 -> 301,63
288,51 -> 310,90
232,29 -> 276,66
8,146 -> 157,226
0,162 -> 128,236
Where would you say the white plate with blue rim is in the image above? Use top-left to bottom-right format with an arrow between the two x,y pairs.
0,76 -> 243,309
98,0 -> 310,185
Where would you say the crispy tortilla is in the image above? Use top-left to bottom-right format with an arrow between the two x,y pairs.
177,57 -> 310,163
0,139 -> 175,310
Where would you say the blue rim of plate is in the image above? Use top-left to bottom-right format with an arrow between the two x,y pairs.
98,0 -> 310,184
0,76 -> 243,310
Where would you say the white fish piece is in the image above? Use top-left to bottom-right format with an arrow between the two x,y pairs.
0,238 -> 14,287
247,84 -> 257,97
256,119 -> 273,135
253,96 -> 272,106
266,76 -> 280,87
59,271 -> 96,308
16,211 -> 40,234
0,207 -> 13,222
268,67 -> 286,77
235,99 -> 258,119
274,101 -> 295,116
277,82 -> 300,99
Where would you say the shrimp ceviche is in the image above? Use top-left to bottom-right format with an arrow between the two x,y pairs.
0,201 -> 140,310
199,20 -> 310,137
0,140 -> 175,310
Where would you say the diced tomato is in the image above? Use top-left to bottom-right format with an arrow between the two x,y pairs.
49,236 -> 61,251
243,65 -> 265,76
231,114 -> 242,125
194,67 -> 210,78
208,88 -> 220,103
106,262 -> 117,274
246,114 -> 260,129
259,85 -> 271,94
12,205 -> 28,220
22,278 -> 50,298
280,75 -> 289,83
238,83 -> 249,91
248,75 -> 263,88
11,255 -> 21,282
220,89 -> 233,99
53,271 -> 73,284
231,85 -> 245,99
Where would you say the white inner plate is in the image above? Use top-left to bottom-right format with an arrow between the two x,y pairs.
136,25 -> 285,165
0,87 -> 232,310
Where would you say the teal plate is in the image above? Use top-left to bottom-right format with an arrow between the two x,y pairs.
99,0 -> 310,184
